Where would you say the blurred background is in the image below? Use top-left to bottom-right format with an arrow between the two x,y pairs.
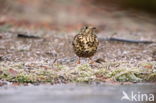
0,0 -> 156,32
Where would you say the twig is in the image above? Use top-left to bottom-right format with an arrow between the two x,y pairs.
17,33 -> 41,39
99,37 -> 155,44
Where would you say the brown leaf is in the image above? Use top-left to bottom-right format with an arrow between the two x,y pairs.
8,69 -> 18,76
12,82 -> 20,86
144,65 -> 153,69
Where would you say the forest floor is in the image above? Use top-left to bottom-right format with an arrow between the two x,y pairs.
0,0 -> 156,86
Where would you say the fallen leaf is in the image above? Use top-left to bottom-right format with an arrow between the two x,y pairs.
144,65 -> 153,69
8,69 -> 18,76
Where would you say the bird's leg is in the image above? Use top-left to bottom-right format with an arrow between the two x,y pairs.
89,57 -> 94,64
77,57 -> 80,64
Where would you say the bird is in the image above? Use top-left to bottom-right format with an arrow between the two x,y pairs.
72,26 -> 99,64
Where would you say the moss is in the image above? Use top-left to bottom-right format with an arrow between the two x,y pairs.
70,64 -> 96,82
0,64 -> 59,83
95,68 -> 108,76
55,64 -> 68,70
111,68 -> 142,82
0,61 -> 155,84
147,73 -> 156,82
14,74 -> 33,83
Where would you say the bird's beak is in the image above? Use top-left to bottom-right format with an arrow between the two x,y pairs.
92,27 -> 98,33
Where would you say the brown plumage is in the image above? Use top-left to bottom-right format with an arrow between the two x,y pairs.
72,26 -> 99,64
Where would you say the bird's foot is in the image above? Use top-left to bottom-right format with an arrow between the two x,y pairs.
89,61 -> 94,64
77,58 -> 80,64
89,58 -> 94,64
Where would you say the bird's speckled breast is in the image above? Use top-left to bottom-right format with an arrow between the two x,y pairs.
72,34 -> 99,58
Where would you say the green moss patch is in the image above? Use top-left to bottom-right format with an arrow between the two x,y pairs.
0,61 -> 155,84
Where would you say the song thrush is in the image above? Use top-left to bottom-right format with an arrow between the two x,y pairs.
72,26 -> 99,64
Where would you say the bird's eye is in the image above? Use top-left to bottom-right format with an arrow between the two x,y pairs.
85,26 -> 88,29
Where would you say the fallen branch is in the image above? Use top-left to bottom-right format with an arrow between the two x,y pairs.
99,37 -> 155,44
17,33 -> 41,39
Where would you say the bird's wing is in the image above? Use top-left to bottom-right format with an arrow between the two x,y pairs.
93,35 -> 99,46
73,34 -> 82,45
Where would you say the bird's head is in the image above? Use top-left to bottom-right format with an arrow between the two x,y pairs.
80,26 -> 96,35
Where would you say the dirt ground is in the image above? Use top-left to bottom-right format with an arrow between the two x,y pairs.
0,0 -> 156,84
